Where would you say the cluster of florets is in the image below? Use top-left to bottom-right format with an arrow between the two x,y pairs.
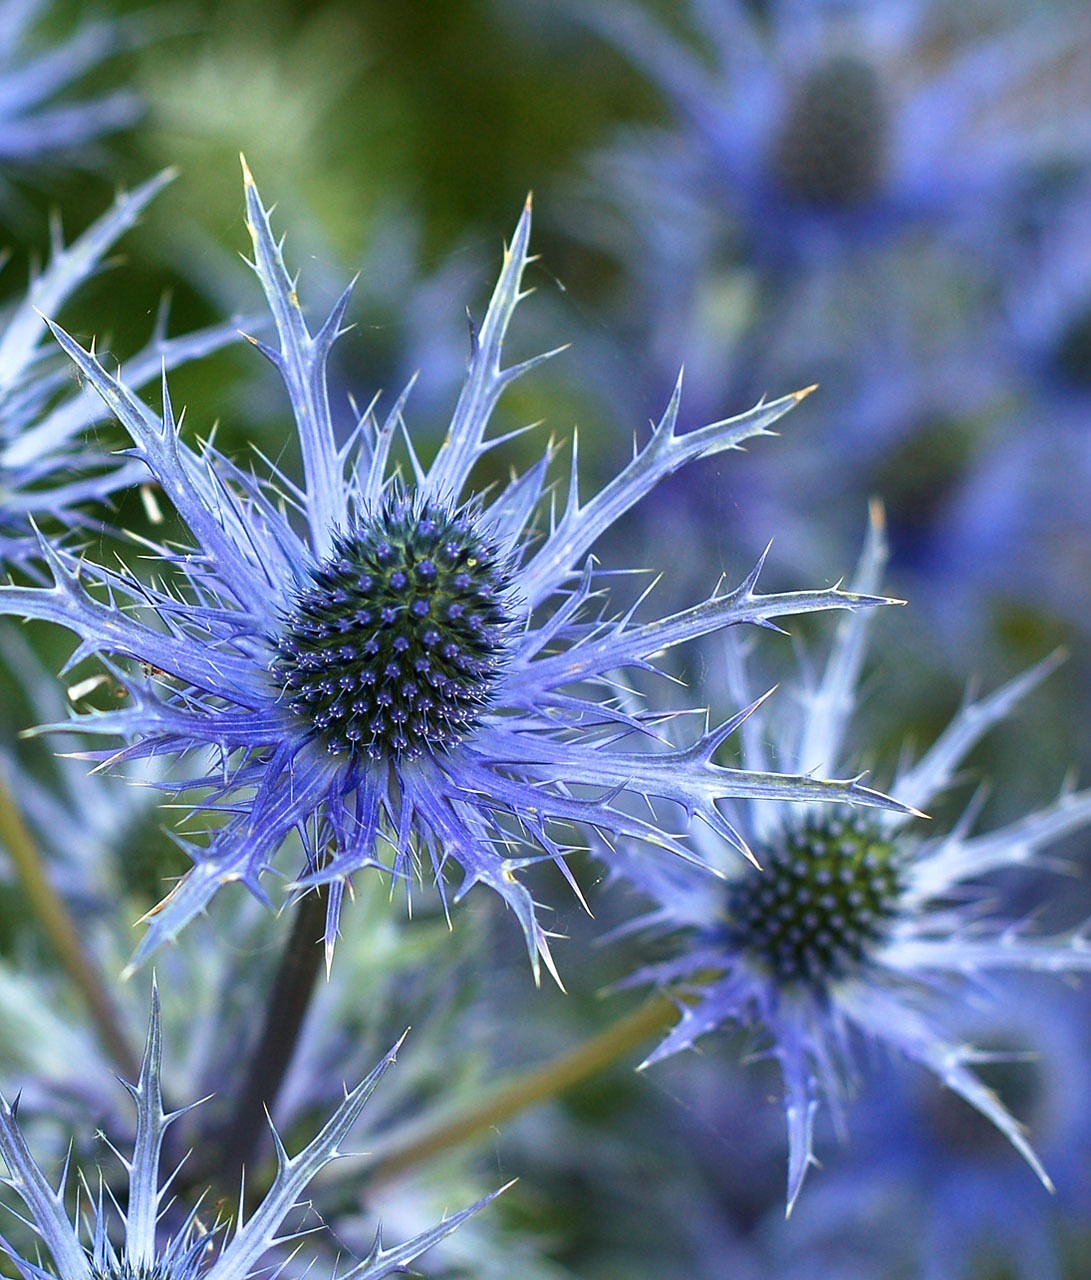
724,812 -> 904,991
771,54 -> 889,210
274,495 -> 514,760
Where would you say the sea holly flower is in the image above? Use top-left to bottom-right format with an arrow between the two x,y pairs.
560,0 -> 1080,437
0,160 -> 903,979
0,168 -> 244,567
613,507 -> 1091,1212
0,0 -> 141,192
0,987 -> 500,1280
576,0 -> 1076,269
552,0 -> 1079,611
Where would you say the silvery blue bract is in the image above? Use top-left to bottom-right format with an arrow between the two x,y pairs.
0,0 -> 140,190
0,989 -> 499,1280
0,170 -> 243,568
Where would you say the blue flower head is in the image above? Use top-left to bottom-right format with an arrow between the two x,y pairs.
0,160 -> 903,980
581,0 -> 1075,267
0,0 -> 141,195
0,986 -> 499,1280
0,169 -> 243,568
615,506 -> 1091,1213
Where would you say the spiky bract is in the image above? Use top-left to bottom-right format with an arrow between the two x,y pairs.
0,988 -> 498,1280
0,0 -> 140,190
0,170 -> 243,567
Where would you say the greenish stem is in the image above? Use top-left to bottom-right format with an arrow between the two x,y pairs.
360,993 -> 679,1186
214,885 -> 330,1190
0,773 -> 140,1081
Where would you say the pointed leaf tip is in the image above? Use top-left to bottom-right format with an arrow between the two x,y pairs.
240,153 -> 254,186
1040,645 -> 1069,674
792,384 -> 819,402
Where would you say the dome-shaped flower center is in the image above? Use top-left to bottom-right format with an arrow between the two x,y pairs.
771,55 -> 889,209
725,814 -> 903,991
274,497 -> 513,761
1053,305 -> 1091,390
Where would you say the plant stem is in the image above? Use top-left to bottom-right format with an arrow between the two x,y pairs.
0,773 -> 140,1081
215,885 -> 329,1187
360,992 -> 679,1187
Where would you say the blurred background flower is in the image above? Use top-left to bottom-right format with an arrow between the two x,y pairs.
0,0 -> 142,217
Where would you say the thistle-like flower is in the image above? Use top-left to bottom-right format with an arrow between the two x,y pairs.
0,169 -> 243,568
577,0 -> 1077,267
0,0 -> 140,191
0,988 -> 499,1280
0,160 -> 903,979
614,506 -> 1091,1212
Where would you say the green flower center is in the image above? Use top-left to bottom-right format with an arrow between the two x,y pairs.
274,496 -> 513,761
725,814 -> 904,991
771,55 -> 890,209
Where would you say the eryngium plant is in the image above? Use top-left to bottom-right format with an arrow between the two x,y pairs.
0,160 -> 904,980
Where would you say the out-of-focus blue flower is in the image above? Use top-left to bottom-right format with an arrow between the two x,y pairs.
579,0 -> 1076,269
614,507 -> 1091,1212
0,169 -> 244,568
1002,183 -> 1091,410
0,0 -> 141,194
0,987 -> 500,1280
552,0 -> 1085,618
0,161 -> 904,980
